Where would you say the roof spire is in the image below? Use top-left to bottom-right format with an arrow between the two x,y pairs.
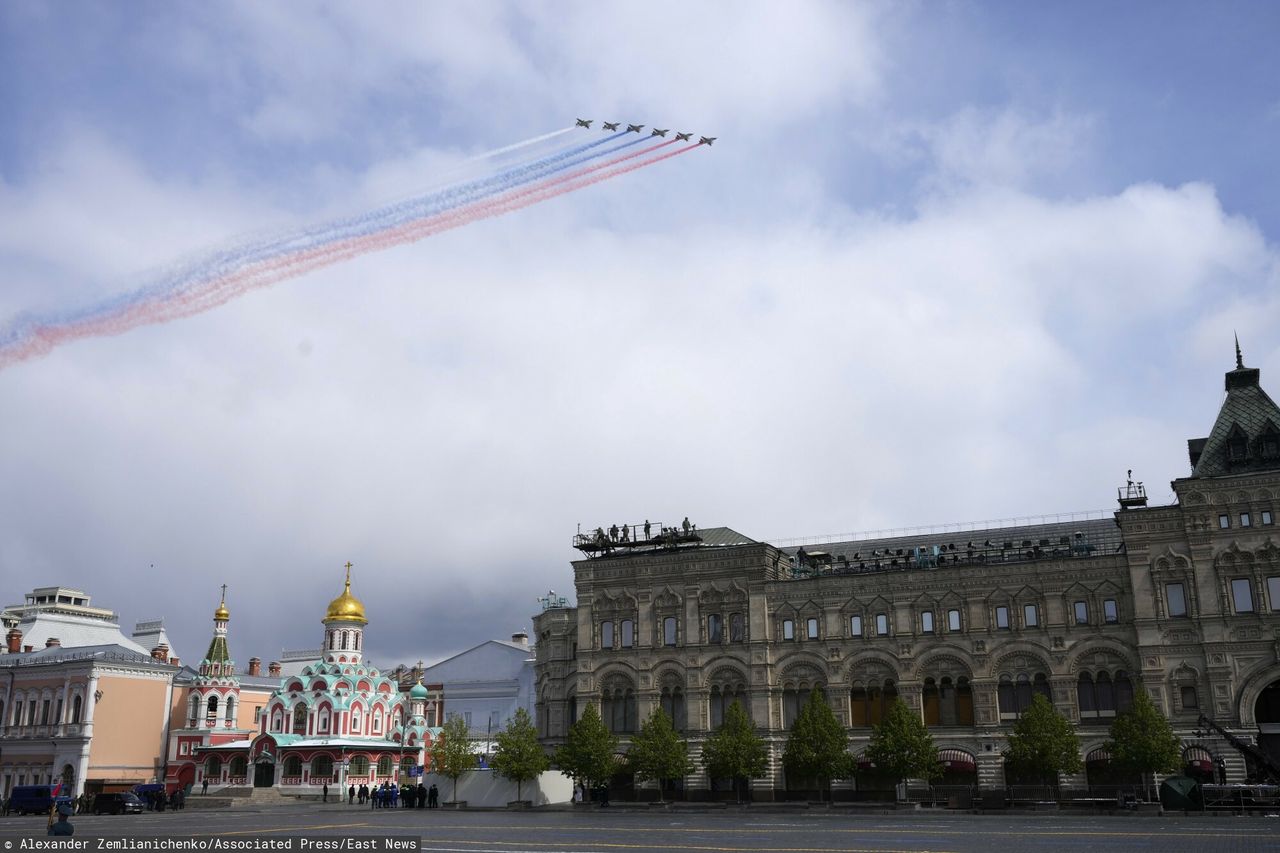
1235,332 -> 1244,370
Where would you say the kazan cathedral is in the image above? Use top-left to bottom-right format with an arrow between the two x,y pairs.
166,569 -> 439,794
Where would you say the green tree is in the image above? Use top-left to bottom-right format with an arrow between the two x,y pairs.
553,703 -> 619,795
1004,693 -> 1083,792
701,701 -> 769,803
490,707 -> 550,803
865,698 -> 941,788
626,708 -> 694,802
782,691 -> 854,801
429,715 -> 476,805
1108,690 -> 1181,801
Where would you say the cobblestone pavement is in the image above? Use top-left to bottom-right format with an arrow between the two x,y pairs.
1,805 -> 1277,852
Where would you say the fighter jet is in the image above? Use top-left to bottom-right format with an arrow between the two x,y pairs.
626,123 -> 644,133
650,128 -> 669,137
698,136 -> 717,146
602,121 -> 620,131
674,132 -> 692,141
575,118 -> 593,128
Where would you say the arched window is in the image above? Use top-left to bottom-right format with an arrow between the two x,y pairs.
229,755 -> 247,777
729,612 -> 745,643
224,696 -> 236,725
620,620 -> 634,648
71,694 -> 82,724
1000,671 -> 1051,718
282,755 -> 302,777
206,695 -> 219,723
1078,673 -> 1096,715
923,676 -> 975,726
1115,671 -> 1134,713
850,678 -> 897,727
349,756 -> 369,777
602,685 -> 637,733
292,703 -> 308,735
1096,672 -> 1115,713
660,684 -> 687,730
187,695 -> 199,727
710,680 -> 748,729
377,755 -> 393,777
204,756 -> 222,780
782,682 -> 825,730
311,755 -> 333,779
663,617 -> 677,646
351,707 -> 363,734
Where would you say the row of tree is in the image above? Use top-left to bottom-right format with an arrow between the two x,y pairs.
429,689 -> 1185,803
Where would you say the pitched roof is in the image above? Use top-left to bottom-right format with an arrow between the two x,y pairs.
1189,358 -> 1280,477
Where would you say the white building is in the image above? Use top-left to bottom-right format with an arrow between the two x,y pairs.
423,633 -> 536,748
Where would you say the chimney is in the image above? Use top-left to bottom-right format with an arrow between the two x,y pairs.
511,631 -> 529,648
248,657 -> 261,677
151,643 -> 169,661
169,657 -> 180,666
6,628 -> 22,654
268,661 -> 282,677
45,637 -> 61,648
24,645 -> 33,653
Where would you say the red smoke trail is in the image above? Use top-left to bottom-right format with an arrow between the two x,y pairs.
1,142 -> 702,367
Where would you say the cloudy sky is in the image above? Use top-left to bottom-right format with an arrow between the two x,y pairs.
2,2 -> 1278,671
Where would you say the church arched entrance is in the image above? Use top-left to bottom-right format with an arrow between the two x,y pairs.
254,760 -> 275,788
177,764 -> 196,794
1254,680 -> 1280,772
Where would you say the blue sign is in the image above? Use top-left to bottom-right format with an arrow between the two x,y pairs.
408,766 -> 423,777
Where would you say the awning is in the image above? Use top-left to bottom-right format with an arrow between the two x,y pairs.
1085,747 -> 1111,763
937,748 -> 975,771
1183,745 -> 1213,770
854,752 -> 875,769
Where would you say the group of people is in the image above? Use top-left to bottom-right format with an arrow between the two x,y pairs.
141,789 -> 184,811
347,782 -> 440,808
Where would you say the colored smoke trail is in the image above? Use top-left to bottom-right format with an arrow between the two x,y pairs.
0,130 -> 704,369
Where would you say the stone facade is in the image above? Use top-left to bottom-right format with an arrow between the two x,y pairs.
533,356 -> 1280,799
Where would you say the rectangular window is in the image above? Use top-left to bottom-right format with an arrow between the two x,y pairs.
850,615 -> 863,637
729,613 -> 744,643
1180,685 -> 1198,709
782,619 -> 794,641
876,613 -> 889,636
708,613 -> 723,644
1074,601 -> 1089,625
1219,514 -> 1231,529
1166,583 -> 1187,617
1241,512 -> 1252,528
1263,510 -> 1274,526
921,611 -> 934,633
1024,604 -> 1039,627
806,617 -> 819,639
995,606 -> 1010,629
948,609 -> 961,631
601,621 -> 614,649
1104,599 -> 1118,623
1269,577 -> 1280,612
1232,578 -> 1255,613
663,616 -> 677,646
621,619 -> 635,647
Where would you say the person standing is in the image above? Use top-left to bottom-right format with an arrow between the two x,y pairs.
202,779 -> 208,796
428,783 -> 438,808
348,784 -> 355,805
322,782 -> 329,803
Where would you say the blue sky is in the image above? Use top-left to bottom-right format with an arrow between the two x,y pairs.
1,2 -> 1277,668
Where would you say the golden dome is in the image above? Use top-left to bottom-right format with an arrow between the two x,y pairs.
214,585 -> 230,621
324,563 -> 367,624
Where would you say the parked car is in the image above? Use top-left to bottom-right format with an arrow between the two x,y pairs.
93,792 -> 144,815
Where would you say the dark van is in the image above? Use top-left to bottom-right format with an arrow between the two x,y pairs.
93,792 -> 143,815
7,785 -> 74,815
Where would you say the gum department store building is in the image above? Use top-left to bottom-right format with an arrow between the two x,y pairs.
532,352 -> 1280,799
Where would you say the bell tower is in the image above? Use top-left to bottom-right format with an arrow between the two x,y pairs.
322,562 -> 368,665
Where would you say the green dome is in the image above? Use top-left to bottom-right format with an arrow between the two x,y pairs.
409,680 -> 430,699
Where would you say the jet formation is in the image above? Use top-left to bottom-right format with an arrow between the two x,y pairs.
578,120 -> 716,145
